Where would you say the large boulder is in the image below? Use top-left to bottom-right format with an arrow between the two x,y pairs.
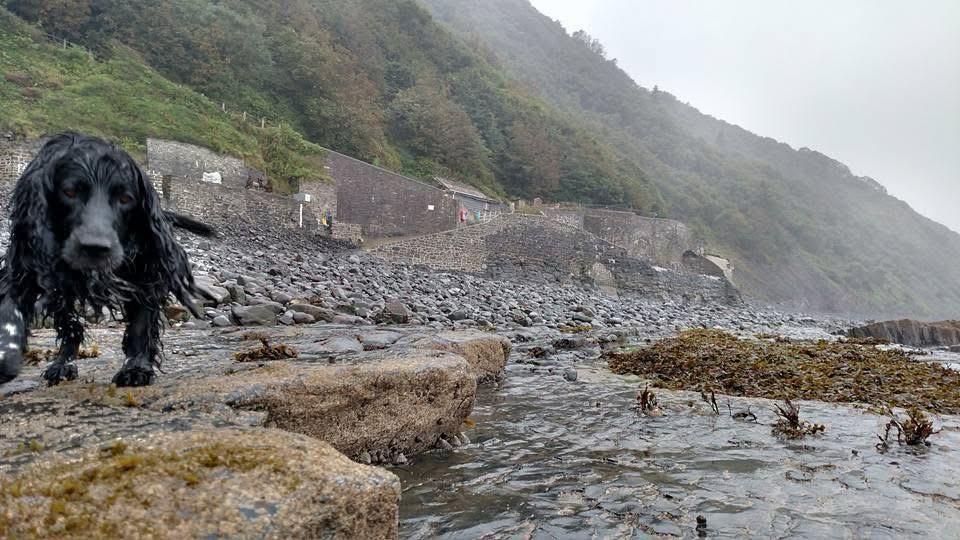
194,275 -> 231,306
376,300 -> 410,325
147,351 -> 476,462
0,429 -> 400,539
848,319 -> 960,347
233,304 -> 279,326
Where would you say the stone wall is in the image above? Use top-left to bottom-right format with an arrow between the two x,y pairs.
162,176 -> 318,232
682,251 -> 727,278
0,138 -> 318,236
542,208 -> 694,265
371,215 -> 741,305
331,150 -> 459,238
146,138 -> 248,189
0,139 -> 42,202
299,178 -> 338,223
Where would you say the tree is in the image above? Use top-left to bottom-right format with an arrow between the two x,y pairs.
572,29 -> 606,58
507,118 -> 561,197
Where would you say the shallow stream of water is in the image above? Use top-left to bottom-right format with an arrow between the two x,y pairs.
398,339 -> 960,539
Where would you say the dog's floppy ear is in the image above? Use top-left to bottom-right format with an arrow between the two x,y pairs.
5,134 -> 77,283
129,157 -> 202,314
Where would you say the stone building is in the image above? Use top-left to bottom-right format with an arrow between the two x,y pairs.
331,150 -> 459,238
434,177 -> 504,224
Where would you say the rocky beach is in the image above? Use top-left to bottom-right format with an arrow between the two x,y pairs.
2,227 -> 958,538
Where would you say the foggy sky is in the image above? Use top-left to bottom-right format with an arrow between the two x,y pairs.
529,0 -> 960,233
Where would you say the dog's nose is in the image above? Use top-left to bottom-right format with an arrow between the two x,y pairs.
79,238 -> 114,259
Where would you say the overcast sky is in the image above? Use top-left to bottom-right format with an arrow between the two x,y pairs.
529,0 -> 960,233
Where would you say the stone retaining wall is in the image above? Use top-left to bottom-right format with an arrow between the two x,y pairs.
146,138 -> 249,189
163,175 -> 318,232
543,207 -> 695,265
372,214 -> 741,304
0,139 -> 42,207
0,138 -> 319,235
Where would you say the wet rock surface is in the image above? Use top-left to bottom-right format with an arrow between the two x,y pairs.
1,429 -> 400,539
398,327 -> 960,539
0,326 -> 508,469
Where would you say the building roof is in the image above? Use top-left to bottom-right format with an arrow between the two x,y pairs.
434,177 -> 498,203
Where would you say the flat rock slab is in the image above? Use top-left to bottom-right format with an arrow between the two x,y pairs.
143,352 -> 476,462
1,325 -> 509,469
397,331 -> 512,382
0,429 -> 400,539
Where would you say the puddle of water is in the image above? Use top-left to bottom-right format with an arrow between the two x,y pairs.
398,347 -> 960,539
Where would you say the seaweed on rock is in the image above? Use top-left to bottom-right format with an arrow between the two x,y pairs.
605,330 -> 960,413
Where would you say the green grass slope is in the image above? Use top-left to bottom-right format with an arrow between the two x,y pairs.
0,8 -> 325,192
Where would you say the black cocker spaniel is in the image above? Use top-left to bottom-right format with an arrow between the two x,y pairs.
0,132 -> 215,387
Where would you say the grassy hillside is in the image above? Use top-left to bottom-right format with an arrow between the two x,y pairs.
421,0 -> 960,319
0,8 -> 326,192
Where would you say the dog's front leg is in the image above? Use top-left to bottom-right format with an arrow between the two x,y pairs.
113,302 -> 161,387
43,302 -> 83,386
0,295 -> 29,384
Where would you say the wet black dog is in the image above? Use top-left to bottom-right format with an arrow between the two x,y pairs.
0,133 -> 215,387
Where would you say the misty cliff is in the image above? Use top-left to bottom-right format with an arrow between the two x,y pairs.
421,0 -> 960,318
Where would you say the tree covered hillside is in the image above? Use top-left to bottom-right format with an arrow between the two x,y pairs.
421,0 -> 960,319
3,0 -> 662,211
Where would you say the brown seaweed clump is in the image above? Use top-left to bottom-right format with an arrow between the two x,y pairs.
877,407 -> 938,449
233,339 -> 298,362
771,400 -> 825,439
637,385 -> 658,413
559,324 -> 593,334
24,344 -> 100,365
605,329 -> 960,414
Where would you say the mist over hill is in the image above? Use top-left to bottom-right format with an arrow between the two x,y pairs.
2,0 -> 959,317
421,0 -> 960,318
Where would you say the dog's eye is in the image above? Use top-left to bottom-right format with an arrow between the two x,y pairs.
117,194 -> 133,205
62,188 -> 77,199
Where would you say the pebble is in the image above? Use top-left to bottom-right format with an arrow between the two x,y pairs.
169,232 -> 854,336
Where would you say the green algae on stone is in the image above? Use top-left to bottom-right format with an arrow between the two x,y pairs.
605,329 -> 960,414
0,429 -> 401,539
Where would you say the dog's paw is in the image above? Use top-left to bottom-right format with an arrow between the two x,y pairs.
42,360 -> 78,386
112,365 -> 155,387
